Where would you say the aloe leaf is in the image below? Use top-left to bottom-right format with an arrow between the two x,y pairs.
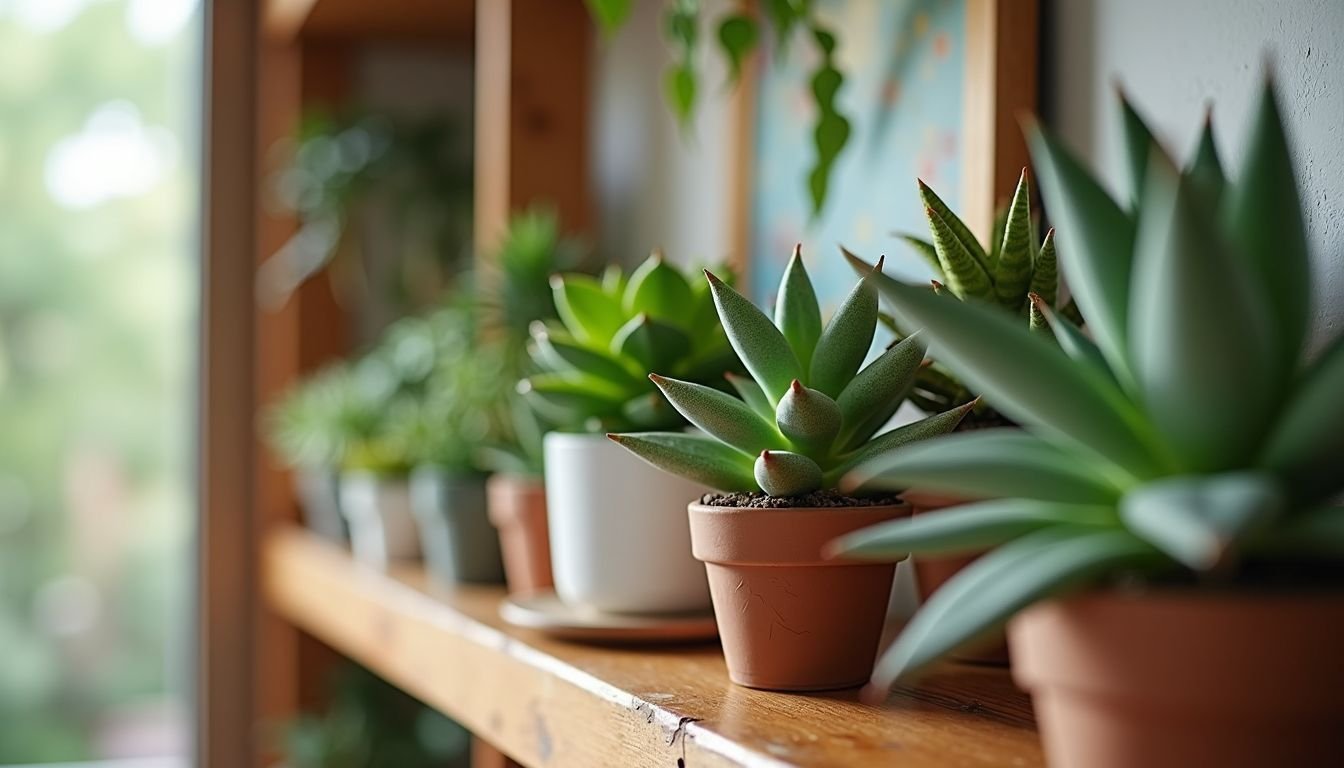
897,234 -> 945,278
608,432 -> 756,492
725,371 -> 774,422
519,373 -> 627,424
1130,150 -> 1276,471
775,245 -> 824,372
923,203 -> 993,300
1260,333 -> 1344,502
612,314 -> 692,373
650,374 -> 780,456
993,169 -> 1035,310
824,400 -> 975,487
619,390 -> 679,431
863,526 -> 1161,690
917,179 -> 989,271
1223,78 -> 1310,370
830,499 -> 1117,560
867,273 -> 1163,479
705,270 -> 802,405
754,450 -> 823,496
809,255 -> 880,397
1186,111 -> 1226,210
1028,299 -> 1048,333
1028,228 -> 1058,307
1026,120 -> 1137,388
1030,295 -> 1113,382
848,428 -> 1124,503
775,380 -> 841,457
835,334 -> 926,450
1118,89 -> 1158,211
552,274 -> 626,344
623,252 -> 695,327
531,324 -> 643,386
1119,472 -> 1284,571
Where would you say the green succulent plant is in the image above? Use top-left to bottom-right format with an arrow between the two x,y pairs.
831,79 -> 1344,696
520,252 -> 742,433
268,363 -> 383,470
892,171 -> 1079,414
610,247 -> 976,497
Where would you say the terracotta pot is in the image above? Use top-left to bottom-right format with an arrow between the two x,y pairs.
409,467 -> 504,586
902,490 -> 1009,665
487,473 -> 553,596
1011,592 -> 1344,768
688,502 -> 907,691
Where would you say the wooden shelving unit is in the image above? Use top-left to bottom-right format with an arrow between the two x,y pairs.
264,526 -> 1043,768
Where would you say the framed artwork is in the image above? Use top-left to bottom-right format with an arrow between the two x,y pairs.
732,0 -> 1039,309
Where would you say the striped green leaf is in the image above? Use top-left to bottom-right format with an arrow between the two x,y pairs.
917,179 -> 988,271
993,169 -> 1035,310
1028,228 -> 1058,307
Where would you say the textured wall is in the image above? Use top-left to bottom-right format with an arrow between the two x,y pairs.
1045,0 -> 1344,347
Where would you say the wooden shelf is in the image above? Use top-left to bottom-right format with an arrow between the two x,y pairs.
264,0 -> 474,43
264,527 -> 1043,767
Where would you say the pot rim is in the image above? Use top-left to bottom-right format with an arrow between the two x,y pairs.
687,500 -> 909,566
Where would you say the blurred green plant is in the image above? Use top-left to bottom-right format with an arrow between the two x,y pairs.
584,0 -> 850,215
832,79 -> 1344,697
521,252 -> 741,433
612,248 -> 973,496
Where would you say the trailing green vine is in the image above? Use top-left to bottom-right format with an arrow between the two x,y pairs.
585,0 -> 851,216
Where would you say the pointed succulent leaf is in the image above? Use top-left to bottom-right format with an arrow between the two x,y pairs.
519,373 -> 627,424
1028,299 -> 1048,333
830,499 -> 1117,560
609,432 -> 756,492
923,203 -> 993,300
917,179 -> 989,271
725,371 -> 775,422
619,390 -> 679,430
1030,295 -> 1113,381
1223,78 -> 1310,370
623,252 -> 695,326
834,333 -> 926,450
1118,88 -> 1159,211
611,314 -> 692,373
846,428 -> 1124,503
775,380 -> 841,457
705,270 -> 802,405
867,273 -> 1164,478
552,274 -> 626,344
824,400 -> 975,486
650,374 -> 780,456
1027,228 -> 1058,307
862,526 -> 1161,691
754,450 -> 823,496
600,264 -> 626,295
897,233 -> 945,278
531,323 -> 643,386
1119,472 -> 1284,571
774,245 -> 824,372
993,169 -> 1035,310
1130,149 -> 1276,471
1186,111 -> 1226,211
1260,333 -> 1344,502
808,255 -> 881,397
1026,120 -> 1137,387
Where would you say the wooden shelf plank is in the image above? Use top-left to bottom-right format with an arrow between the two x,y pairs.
264,0 -> 474,43
264,527 -> 1043,768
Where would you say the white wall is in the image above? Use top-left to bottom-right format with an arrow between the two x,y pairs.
1046,0 -> 1344,347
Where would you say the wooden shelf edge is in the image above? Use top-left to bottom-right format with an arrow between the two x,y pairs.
263,0 -> 474,44
263,526 -> 1042,768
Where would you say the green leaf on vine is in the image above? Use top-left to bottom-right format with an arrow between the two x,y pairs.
807,24 -> 850,216
762,0 -> 802,52
584,0 -> 633,38
665,63 -> 698,128
717,14 -> 758,84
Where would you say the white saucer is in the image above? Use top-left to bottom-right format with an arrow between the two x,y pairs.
500,591 -> 718,644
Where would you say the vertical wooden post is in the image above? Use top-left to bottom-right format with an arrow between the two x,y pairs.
473,0 -> 593,258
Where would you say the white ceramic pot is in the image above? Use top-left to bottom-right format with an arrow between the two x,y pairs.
544,431 -> 711,614
338,471 -> 419,570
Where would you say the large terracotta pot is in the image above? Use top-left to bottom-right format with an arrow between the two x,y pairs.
486,473 -> 553,596
1011,592 -> 1344,768
338,471 -> 419,570
545,432 -> 711,614
903,490 -> 1009,665
409,466 -> 504,586
688,502 -> 907,691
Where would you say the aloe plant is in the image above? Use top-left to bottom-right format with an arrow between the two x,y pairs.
521,252 -> 742,433
831,79 -> 1344,696
889,170 -> 1079,414
610,247 -> 975,496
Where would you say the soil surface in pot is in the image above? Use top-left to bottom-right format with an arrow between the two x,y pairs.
700,490 -> 902,508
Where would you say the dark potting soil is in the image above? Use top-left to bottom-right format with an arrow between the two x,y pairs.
700,489 -> 903,509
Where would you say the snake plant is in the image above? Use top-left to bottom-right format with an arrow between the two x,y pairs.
521,252 -> 741,433
832,79 -> 1344,697
893,171 -> 1077,414
611,247 -> 975,497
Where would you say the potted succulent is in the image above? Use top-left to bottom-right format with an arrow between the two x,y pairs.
612,250 -> 973,690
833,80 -> 1344,766
522,252 -> 742,614
481,395 -> 554,596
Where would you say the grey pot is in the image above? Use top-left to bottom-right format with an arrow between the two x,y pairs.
409,466 -> 505,585
294,465 -> 347,544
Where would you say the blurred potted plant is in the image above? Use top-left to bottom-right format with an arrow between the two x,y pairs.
522,252 -> 741,614
612,250 -> 971,690
833,80 -> 1344,766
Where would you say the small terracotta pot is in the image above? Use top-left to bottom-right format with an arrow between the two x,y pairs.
902,490 -> 1009,665
688,502 -> 907,691
1011,592 -> 1344,768
487,473 -> 553,596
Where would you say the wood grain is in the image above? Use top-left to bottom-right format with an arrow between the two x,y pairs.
265,526 -> 1043,768
265,0 -> 474,44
